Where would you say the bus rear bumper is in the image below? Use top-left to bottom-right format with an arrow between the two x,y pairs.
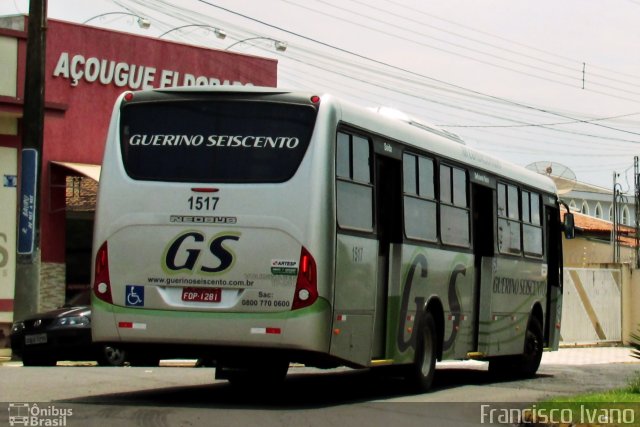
91,298 -> 332,356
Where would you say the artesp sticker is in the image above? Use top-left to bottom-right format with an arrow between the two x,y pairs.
271,259 -> 298,276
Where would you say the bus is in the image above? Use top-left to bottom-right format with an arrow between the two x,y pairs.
91,86 -> 573,390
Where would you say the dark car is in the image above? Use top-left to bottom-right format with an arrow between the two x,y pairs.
9,293 -> 126,367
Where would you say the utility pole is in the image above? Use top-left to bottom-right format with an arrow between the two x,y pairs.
14,0 -> 47,319
635,156 -> 640,268
612,171 -> 618,263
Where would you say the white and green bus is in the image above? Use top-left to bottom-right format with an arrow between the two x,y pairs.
92,86 -> 573,390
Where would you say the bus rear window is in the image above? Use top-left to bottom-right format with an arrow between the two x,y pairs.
119,100 -> 318,183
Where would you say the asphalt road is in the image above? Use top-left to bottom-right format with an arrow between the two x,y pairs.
1,349 -> 639,426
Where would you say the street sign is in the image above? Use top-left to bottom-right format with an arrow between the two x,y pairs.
17,148 -> 38,255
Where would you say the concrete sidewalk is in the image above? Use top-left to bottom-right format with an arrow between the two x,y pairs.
541,345 -> 640,365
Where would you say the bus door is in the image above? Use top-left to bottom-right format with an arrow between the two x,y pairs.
471,178 -> 495,353
332,132 -> 401,366
545,203 -> 562,349
372,153 -> 403,359
330,132 -> 403,365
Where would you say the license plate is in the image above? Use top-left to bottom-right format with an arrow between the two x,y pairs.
181,287 -> 221,303
25,333 -> 47,345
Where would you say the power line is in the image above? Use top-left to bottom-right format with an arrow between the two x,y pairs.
284,0 -> 640,103
440,112 -> 640,128
285,0 -> 582,84
112,2 -> 637,157
90,0 -> 639,188
188,0 -> 640,135
384,0 -> 640,85
276,44 -> 640,143
307,0 -> 640,95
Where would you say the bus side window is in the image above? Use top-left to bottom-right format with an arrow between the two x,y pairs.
403,153 -> 437,242
523,191 -> 543,257
352,135 -> 370,183
497,183 -> 522,255
336,132 -> 350,178
336,132 -> 373,232
440,164 -> 470,247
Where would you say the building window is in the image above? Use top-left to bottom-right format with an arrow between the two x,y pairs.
609,205 -> 614,221
594,203 -> 603,219
580,201 -> 590,216
622,206 -> 630,225
569,200 -> 577,212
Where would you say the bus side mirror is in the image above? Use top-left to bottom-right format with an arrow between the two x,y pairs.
563,213 -> 575,239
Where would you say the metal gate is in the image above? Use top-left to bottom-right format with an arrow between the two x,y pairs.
560,268 -> 622,345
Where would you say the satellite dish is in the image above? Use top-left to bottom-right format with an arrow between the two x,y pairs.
526,161 -> 577,195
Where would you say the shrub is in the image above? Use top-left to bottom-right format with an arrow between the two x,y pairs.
628,372 -> 640,394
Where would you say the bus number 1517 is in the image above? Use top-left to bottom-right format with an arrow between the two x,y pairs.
188,196 -> 219,211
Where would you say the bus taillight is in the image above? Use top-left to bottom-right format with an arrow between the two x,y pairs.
292,246 -> 318,310
93,241 -> 113,304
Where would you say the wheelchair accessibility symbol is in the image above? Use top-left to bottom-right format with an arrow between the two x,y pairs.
125,285 -> 145,307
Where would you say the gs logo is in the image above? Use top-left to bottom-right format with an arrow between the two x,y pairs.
162,231 -> 240,275
396,253 -> 467,353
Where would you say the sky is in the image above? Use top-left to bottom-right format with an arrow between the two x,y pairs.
3,0 -> 640,191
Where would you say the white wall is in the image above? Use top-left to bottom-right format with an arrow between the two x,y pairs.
0,36 -> 17,97
0,147 -> 17,322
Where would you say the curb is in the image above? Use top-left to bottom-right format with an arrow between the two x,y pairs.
3,347 -> 638,367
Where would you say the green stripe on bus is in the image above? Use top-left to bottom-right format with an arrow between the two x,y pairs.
92,296 -> 331,319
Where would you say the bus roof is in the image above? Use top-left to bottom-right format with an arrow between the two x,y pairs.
330,94 -> 557,196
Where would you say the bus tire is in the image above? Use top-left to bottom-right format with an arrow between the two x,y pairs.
489,317 -> 543,379
97,345 -> 127,367
405,312 -> 437,392
519,317 -> 543,378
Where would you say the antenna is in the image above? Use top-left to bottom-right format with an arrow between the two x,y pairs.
526,161 -> 577,195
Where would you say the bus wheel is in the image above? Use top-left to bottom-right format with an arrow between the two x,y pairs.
405,312 -> 437,392
97,345 -> 127,366
489,317 -> 543,379
519,317 -> 543,378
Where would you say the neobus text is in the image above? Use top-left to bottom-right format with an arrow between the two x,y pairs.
169,215 -> 237,224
